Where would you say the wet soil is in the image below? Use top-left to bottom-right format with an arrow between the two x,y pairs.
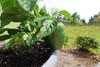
0,41 -> 53,67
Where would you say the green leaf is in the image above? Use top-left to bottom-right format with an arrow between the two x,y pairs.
23,16 -> 48,33
0,28 -> 21,35
25,35 -> 35,47
7,29 -> 21,35
19,21 -> 27,26
0,17 -> 11,28
33,4 -> 39,16
0,0 -> 35,22
4,32 -> 24,49
0,35 -> 11,41
18,21 -> 28,31
33,16 -> 48,22
18,26 -> 30,33
4,38 -> 15,49
39,6 -> 48,16
18,0 -> 37,12
0,28 -> 7,34
37,20 -> 57,39
59,10 -> 73,20
1,0 -> 37,12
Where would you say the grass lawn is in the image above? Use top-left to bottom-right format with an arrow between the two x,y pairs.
65,25 -> 100,46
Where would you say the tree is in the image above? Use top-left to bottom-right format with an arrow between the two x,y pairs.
71,12 -> 80,25
88,17 -> 96,25
82,19 -> 86,24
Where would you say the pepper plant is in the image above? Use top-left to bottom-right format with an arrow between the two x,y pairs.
0,0 -> 72,54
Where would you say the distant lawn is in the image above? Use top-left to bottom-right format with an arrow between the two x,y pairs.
66,25 -> 100,46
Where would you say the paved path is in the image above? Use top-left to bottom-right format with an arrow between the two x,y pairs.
94,62 -> 100,67
56,49 -> 95,67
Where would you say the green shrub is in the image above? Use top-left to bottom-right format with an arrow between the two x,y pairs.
76,36 -> 99,51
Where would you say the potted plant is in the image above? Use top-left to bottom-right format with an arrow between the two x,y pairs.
0,0 -> 72,67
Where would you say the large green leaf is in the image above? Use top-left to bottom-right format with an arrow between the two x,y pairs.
59,10 -> 73,20
18,0 -> 37,12
1,0 -> 37,12
0,0 -> 36,22
0,7 -> 34,22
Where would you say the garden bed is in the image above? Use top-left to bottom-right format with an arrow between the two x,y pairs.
0,41 -> 53,67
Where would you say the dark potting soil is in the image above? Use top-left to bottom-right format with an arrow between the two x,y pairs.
0,40 -> 53,67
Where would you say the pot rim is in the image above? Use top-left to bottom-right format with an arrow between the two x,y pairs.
42,50 -> 58,67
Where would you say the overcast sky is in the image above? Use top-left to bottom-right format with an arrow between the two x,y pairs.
39,0 -> 100,22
